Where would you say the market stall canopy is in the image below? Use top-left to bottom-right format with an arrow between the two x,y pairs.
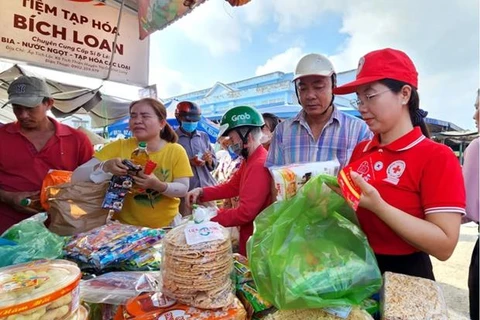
108,0 -> 251,39
77,126 -> 108,145
435,130 -> 478,144
0,64 -> 132,127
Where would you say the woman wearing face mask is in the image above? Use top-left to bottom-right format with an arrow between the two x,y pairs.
186,106 -> 273,255
174,101 -> 217,216
261,112 -> 281,150
72,98 -> 193,228
334,48 -> 465,280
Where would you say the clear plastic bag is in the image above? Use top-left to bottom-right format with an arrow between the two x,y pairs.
247,174 -> 382,310
80,271 -> 162,305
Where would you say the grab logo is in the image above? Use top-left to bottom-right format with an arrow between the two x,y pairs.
232,113 -> 251,121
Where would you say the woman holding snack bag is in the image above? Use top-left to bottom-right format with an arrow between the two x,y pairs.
186,106 -> 272,255
334,48 -> 465,280
72,98 -> 193,228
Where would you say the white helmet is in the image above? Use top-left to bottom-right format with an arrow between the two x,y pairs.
293,53 -> 335,81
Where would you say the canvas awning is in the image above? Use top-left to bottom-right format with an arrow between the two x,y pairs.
0,64 -> 132,127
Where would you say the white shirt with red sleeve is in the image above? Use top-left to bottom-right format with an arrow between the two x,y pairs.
349,127 -> 466,255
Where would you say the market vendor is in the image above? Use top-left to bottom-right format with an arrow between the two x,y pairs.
186,105 -> 272,255
0,76 -> 93,233
71,98 -> 193,228
334,48 -> 465,280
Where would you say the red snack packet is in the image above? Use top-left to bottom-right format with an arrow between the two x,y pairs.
144,160 -> 157,175
337,152 -> 386,210
135,160 -> 157,194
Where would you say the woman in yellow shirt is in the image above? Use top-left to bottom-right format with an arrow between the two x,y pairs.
72,98 -> 193,228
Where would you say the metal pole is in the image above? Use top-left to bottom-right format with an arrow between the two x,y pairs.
104,0 -> 126,81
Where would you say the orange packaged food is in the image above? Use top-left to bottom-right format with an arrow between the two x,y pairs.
40,170 -> 73,210
269,160 -> 339,201
118,292 -> 247,320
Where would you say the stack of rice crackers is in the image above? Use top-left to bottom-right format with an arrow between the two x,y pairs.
163,225 -> 235,309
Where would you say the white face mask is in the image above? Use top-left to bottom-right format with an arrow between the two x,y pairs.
260,132 -> 272,144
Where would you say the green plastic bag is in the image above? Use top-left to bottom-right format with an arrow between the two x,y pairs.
0,215 -> 65,267
247,174 -> 382,310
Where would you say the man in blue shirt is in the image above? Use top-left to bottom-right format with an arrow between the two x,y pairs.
266,53 -> 372,169
175,101 -> 217,216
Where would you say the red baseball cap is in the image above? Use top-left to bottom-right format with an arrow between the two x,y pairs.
334,48 -> 418,94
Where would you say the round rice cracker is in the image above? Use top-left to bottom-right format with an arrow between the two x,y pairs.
163,255 -> 232,272
162,223 -> 234,310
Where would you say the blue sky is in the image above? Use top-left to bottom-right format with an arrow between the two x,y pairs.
149,5 -> 347,90
144,0 -> 479,130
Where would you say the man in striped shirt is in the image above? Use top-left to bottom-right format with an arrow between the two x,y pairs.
266,53 -> 372,169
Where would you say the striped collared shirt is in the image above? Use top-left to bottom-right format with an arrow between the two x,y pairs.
265,107 -> 372,169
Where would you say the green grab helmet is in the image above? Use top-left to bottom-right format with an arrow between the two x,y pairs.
218,105 -> 265,138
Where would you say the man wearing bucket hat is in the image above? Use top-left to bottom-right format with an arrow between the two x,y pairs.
0,76 -> 93,233
334,48 -> 465,280
175,100 -> 217,216
186,105 -> 272,255
265,53 -> 372,169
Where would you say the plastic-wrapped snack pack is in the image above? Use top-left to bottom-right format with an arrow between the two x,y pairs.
269,160 -> 339,201
263,307 -> 374,320
162,206 -> 235,309
381,272 -> 448,320
64,222 -> 165,272
80,272 -> 162,306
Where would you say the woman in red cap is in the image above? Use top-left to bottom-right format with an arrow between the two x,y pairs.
334,48 -> 465,280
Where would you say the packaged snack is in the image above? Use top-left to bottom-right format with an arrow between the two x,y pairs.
0,259 -> 81,320
232,254 -> 273,318
120,292 -> 247,320
120,239 -> 163,271
263,307 -> 374,320
269,160 -> 339,201
162,206 -> 234,309
81,271 -> 162,305
64,222 -> 166,272
381,272 -> 448,320
102,175 -> 134,212
338,152 -> 385,210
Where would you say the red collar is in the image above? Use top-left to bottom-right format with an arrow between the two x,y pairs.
246,144 -> 267,161
6,117 -> 71,136
363,127 -> 426,152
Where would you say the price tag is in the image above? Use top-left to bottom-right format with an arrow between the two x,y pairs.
184,222 -> 225,245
